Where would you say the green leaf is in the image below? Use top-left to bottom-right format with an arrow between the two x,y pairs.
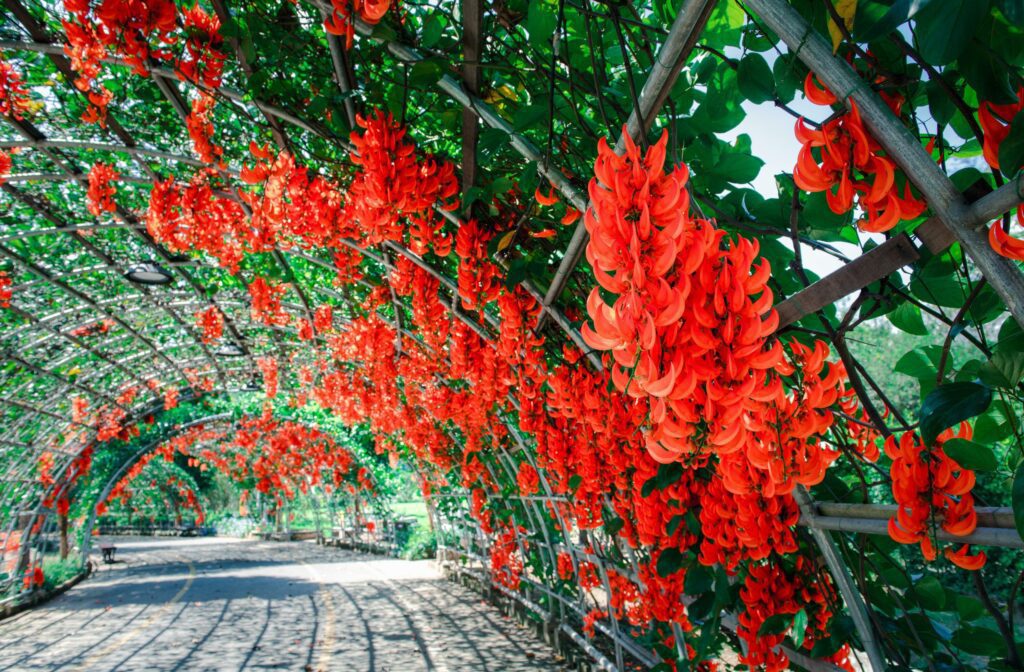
913,575 -> 947,610
568,474 -> 583,491
979,351 -> 1024,388
996,0 -> 1024,24
999,110 -> 1024,176
895,347 -> 940,380
421,14 -> 444,48
666,514 -> 686,536
855,0 -> 935,42
526,0 -> 558,50
1013,461 -> 1024,542
919,381 -> 992,445
925,77 -> 957,126
955,594 -> 986,621
791,609 -> 808,648
604,516 -> 625,536
914,0 -> 989,65
736,53 -> 775,104
758,613 -> 794,636
959,47 -> 1019,104
684,564 -> 714,595
942,438 -> 999,472
656,548 -> 684,577
888,302 -> 928,335
707,151 -> 764,184
409,60 -> 445,88
952,624 -> 1008,656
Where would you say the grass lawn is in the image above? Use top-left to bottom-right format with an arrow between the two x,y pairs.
392,501 -> 429,526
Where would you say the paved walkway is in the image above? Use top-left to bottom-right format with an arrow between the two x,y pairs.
0,537 -> 564,671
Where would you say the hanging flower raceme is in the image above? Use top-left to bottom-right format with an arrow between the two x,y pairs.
0,270 -> 11,308
248,276 -> 290,326
581,128 -> 780,464
737,559 -> 853,672
163,386 -> 179,411
885,423 -> 985,569
0,56 -> 31,119
186,93 -> 224,166
516,462 -> 539,496
346,110 -> 458,250
86,162 -> 118,216
793,73 -> 926,232
195,305 -> 224,344
455,218 -> 502,312
257,357 -> 279,399
178,4 -> 226,88
0,149 -> 12,185
314,304 -> 334,334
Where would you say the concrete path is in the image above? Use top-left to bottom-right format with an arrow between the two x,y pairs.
0,537 -> 564,671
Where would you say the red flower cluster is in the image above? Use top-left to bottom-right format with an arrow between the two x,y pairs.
323,0 -> 392,49
737,559 -> 852,672
346,111 -> 458,250
195,305 -> 224,344
0,56 -> 31,119
456,219 -> 502,312
178,4 -> 226,88
794,73 -> 926,232
257,357 -> 279,399
23,566 -> 44,590
516,461 -> 539,496
86,162 -> 118,216
0,270 -> 11,308
61,0 -> 226,125
979,87 -> 1024,173
988,205 -> 1024,262
489,524 -> 524,590
885,423 -> 985,569
249,276 -> 290,326
186,94 -> 224,166
0,149 -> 12,185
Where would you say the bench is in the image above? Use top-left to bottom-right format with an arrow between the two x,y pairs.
98,543 -> 116,564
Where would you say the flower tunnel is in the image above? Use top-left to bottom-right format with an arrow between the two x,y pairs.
1,0 -> 1024,670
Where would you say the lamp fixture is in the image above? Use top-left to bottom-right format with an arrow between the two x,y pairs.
124,261 -> 174,286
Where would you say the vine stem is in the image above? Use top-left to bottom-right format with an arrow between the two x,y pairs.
973,571 -> 1024,669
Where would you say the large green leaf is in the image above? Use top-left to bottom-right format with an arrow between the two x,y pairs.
527,0 -> 558,50
855,0 -> 936,42
887,302 -> 928,335
942,438 -> 999,472
656,548 -> 685,577
736,53 -> 775,104
918,381 -> 992,445
914,0 -> 990,65
913,575 -> 946,610
952,624 -> 1008,656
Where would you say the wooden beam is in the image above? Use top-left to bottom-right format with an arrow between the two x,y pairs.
460,0 -> 484,204
775,233 -> 919,329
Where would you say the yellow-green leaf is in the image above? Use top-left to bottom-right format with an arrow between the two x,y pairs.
495,230 -> 517,253
827,0 -> 857,53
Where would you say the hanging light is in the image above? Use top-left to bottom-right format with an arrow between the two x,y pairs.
214,342 -> 246,358
124,261 -> 174,285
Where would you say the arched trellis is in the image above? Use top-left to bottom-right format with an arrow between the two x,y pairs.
1,0 -> 1023,670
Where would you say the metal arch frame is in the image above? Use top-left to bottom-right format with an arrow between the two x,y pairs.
0,3 -> 1021,671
